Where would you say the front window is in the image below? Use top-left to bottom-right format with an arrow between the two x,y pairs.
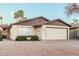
18,27 -> 32,36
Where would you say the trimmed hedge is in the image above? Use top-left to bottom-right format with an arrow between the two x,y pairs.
31,35 -> 39,41
15,36 -> 26,41
15,35 -> 39,41
0,31 -> 3,41
2,35 -> 7,39
0,35 -> 3,41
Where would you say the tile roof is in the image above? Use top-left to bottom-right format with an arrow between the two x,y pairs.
10,16 -> 71,27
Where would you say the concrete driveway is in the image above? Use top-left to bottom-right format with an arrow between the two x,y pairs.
0,40 -> 79,56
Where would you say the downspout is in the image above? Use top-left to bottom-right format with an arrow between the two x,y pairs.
67,28 -> 69,39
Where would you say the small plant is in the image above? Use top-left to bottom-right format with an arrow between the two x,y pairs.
15,36 -> 26,41
31,35 -> 39,41
0,31 -> 3,41
2,35 -> 7,39
0,35 -> 3,41
77,37 -> 79,40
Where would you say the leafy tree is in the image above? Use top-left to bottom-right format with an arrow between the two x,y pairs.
0,16 -> 3,25
65,3 -> 79,16
14,10 -> 24,21
73,19 -> 78,23
65,3 -> 79,23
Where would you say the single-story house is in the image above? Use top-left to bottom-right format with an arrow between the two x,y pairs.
10,16 -> 70,40
69,23 -> 79,39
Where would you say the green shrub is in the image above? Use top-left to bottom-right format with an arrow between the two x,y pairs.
31,35 -> 39,41
15,36 -> 26,41
2,35 -> 7,39
0,31 -> 3,41
0,35 -> 3,41
15,35 -> 39,41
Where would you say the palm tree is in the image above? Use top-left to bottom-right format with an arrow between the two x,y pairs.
73,19 -> 78,23
65,3 -> 79,16
24,17 -> 27,20
0,16 -> 3,25
14,10 -> 24,21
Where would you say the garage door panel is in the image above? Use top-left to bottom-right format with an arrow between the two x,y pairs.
47,28 -> 67,40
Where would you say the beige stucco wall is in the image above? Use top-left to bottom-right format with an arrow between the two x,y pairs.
35,26 -> 42,39
32,26 -> 42,39
32,27 -> 37,35
10,25 -> 18,40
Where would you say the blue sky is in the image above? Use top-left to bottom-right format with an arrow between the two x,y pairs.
0,3 -> 79,24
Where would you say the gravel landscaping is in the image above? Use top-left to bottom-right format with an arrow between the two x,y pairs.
0,40 -> 79,56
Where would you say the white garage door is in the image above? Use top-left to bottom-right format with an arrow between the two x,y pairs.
46,27 -> 67,40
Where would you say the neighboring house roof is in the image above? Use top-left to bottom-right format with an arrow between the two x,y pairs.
70,23 -> 79,29
0,25 -> 10,29
10,16 -> 71,27
44,19 -> 71,27
70,23 -> 79,27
